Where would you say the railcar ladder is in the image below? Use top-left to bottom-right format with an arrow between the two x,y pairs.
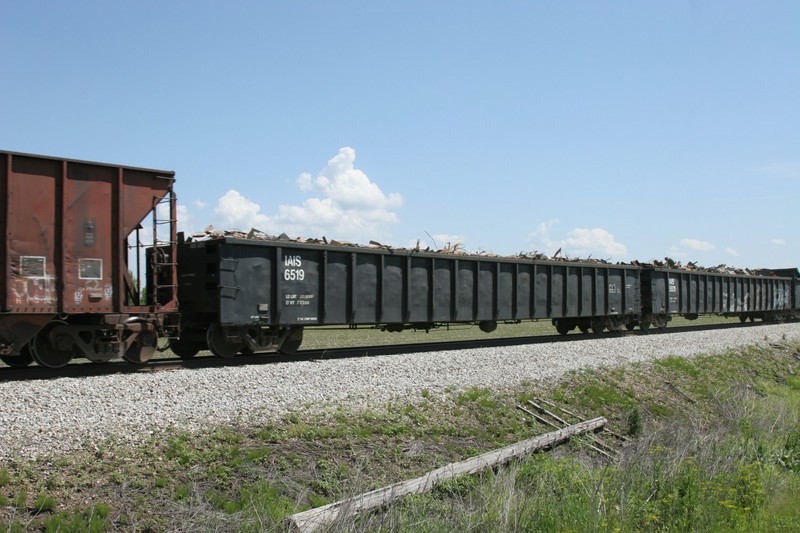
151,190 -> 179,310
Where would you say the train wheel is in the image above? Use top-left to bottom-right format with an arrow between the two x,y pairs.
578,324 -> 590,334
608,319 -> 625,333
739,315 -> 747,323
170,338 -> 202,359
554,321 -> 570,335
239,346 -> 255,356
625,322 -> 636,331
479,321 -> 498,333
639,321 -> 650,332
591,319 -> 605,334
278,327 -> 304,354
124,331 -> 159,364
207,324 -> 240,358
0,345 -> 34,367
31,320 -> 75,368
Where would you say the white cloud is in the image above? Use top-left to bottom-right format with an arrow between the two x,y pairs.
527,220 -> 626,259
668,246 -> 688,260
431,233 -> 465,250
726,247 -> 740,257
401,233 -> 466,251
170,201 -> 205,237
680,238 -> 715,252
214,189 -> 271,230
564,228 -> 626,258
771,238 -> 786,245
527,219 -> 560,254
296,147 -> 402,210
176,204 -> 192,233
207,147 -> 402,243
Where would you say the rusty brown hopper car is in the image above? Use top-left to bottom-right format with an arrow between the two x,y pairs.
0,151 -> 180,367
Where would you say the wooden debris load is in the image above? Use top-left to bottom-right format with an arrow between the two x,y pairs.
186,226 -> 772,274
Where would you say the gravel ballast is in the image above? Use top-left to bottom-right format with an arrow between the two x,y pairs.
2,323 -> 799,459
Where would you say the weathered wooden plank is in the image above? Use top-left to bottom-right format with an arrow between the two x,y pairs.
284,417 -> 607,533
534,396 -> 629,441
516,404 -> 559,428
528,399 -> 621,452
527,399 -> 570,426
519,403 -> 614,459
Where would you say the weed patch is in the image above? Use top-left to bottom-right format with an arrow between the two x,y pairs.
655,355 -> 701,377
2,339 -> 799,531
572,382 -> 635,409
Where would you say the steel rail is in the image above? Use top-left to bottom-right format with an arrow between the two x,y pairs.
0,320 -> 785,382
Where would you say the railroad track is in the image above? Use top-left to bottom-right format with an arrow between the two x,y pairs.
0,321 -> 776,382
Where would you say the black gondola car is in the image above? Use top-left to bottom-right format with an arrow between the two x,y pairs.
641,267 -> 795,326
170,237 -> 644,357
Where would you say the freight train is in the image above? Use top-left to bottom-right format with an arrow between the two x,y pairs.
1,150 -> 798,368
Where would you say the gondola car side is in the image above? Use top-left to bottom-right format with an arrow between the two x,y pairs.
171,237 -> 644,357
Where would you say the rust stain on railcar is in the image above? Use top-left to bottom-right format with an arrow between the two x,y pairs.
3,154 -> 59,312
0,150 -> 177,355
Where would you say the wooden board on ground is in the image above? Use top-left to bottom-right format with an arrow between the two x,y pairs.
284,416 -> 607,533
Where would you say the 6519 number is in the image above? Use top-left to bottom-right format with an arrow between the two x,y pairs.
284,268 -> 305,281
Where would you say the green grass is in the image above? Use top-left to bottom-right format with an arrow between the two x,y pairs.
1,336 -> 798,531
298,314 -> 735,351
301,320 -> 558,350
33,493 -> 56,513
654,355 -> 701,377
369,360 -> 800,532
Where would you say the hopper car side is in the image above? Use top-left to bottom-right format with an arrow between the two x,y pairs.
0,150 -> 180,368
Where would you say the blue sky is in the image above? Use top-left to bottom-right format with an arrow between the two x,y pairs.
2,1 -> 798,268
